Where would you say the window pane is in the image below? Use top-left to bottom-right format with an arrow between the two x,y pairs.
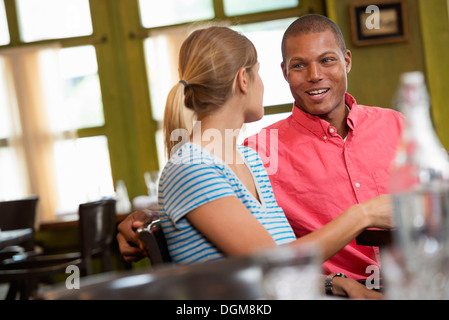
16,0 -> 93,42
239,112 -> 290,143
0,0 -> 9,45
144,25 -> 191,121
59,46 -> 104,129
138,0 -> 214,28
0,58 -> 28,200
224,0 -> 298,16
55,136 -> 114,213
233,18 -> 297,107
0,59 -> 11,139
0,147 -> 28,200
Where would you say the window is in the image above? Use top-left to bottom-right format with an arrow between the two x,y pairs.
0,59 -> 11,140
0,0 -> 9,45
140,0 -> 323,163
59,45 -> 104,129
0,0 -> 115,220
55,45 -> 114,213
0,58 -> 25,199
138,0 -> 214,28
232,19 -> 297,107
0,0 -> 323,222
223,0 -> 298,16
16,0 -> 93,42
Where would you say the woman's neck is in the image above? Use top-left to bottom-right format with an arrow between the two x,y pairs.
191,102 -> 244,165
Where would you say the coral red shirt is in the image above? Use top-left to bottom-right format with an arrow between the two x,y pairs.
245,93 -> 404,280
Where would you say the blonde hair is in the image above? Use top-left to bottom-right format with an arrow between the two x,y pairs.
163,26 -> 257,159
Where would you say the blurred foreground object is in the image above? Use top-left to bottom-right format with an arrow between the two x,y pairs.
44,244 -> 321,300
386,71 -> 449,299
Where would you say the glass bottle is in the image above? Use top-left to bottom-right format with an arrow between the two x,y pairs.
388,71 -> 449,299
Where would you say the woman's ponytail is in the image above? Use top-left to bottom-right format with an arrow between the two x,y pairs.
163,82 -> 189,159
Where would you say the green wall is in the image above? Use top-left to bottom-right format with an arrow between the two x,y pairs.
419,0 -> 449,149
326,0 -> 448,149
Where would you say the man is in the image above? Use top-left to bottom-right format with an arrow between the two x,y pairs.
244,14 -> 403,281
117,14 -> 403,283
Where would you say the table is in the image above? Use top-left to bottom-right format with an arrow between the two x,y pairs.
0,228 -> 33,251
39,212 -> 131,231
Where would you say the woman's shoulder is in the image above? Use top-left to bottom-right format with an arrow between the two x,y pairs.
161,142 -> 228,184
238,144 -> 261,160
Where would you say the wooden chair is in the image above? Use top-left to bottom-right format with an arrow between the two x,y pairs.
78,198 -> 117,276
0,199 -> 117,299
137,218 -> 172,267
0,196 -> 43,299
0,196 -> 40,260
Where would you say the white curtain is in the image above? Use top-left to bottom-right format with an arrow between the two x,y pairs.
0,44 -> 77,224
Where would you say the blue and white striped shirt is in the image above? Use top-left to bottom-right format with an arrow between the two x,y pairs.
158,142 -> 296,264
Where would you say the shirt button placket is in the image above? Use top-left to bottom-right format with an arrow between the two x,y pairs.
344,146 -> 361,202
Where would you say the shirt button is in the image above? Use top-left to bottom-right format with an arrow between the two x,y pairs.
323,136 -> 328,140
355,183 -> 361,188
329,128 -> 335,134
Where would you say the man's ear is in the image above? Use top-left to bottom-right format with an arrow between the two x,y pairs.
281,61 -> 288,82
236,67 -> 249,94
345,49 -> 352,74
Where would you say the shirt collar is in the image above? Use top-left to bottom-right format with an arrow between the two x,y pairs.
291,93 -> 359,137
345,93 -> 358,130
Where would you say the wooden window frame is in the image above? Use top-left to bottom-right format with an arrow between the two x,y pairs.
0,0 -> 325,203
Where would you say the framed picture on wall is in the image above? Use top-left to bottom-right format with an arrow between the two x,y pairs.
349,0 -> 409,46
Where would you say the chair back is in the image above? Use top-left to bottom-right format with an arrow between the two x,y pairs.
137,219 -> 172,267
0,196 -> 39,231
78,199 -> 116,275
0,196 -> 38,251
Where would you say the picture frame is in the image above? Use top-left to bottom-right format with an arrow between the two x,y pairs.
349,0 -> 409,47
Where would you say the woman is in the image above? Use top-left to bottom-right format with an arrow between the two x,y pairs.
118,26 -> 391,299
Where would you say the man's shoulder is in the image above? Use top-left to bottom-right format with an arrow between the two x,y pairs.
357,104 -> 401,115
347,93 -> 403,121
356,104 -> 404,124
352,104 -> 404,139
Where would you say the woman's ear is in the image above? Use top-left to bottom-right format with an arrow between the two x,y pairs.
236,67 -> 249,94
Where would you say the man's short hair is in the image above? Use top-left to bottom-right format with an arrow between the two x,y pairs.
281,14 -> 347,61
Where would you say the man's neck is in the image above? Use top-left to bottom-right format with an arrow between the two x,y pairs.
319,104 -> 350,138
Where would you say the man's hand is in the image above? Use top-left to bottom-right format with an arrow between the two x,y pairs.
332,276 -> 383,300
117,209 -> 158,262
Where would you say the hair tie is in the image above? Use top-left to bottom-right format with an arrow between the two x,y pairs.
179,80 -> 189,88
